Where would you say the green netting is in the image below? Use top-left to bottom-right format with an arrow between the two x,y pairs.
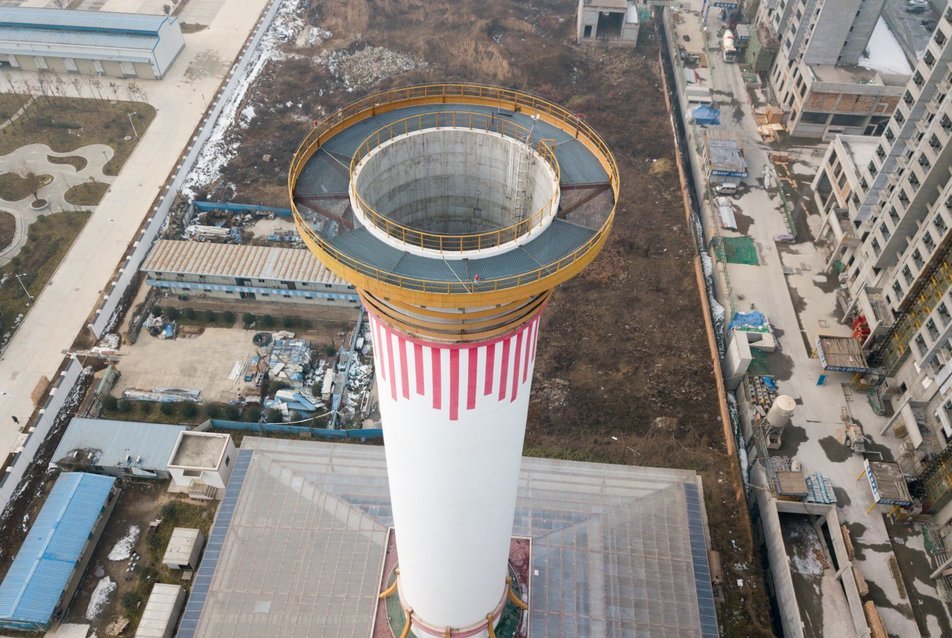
721,236 -> 759,265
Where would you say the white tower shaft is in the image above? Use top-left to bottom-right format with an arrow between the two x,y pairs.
369,312 -> 541,633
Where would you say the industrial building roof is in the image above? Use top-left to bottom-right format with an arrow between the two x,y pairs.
0,8 -> 170,34
142,240 -> 348,286
0,473 -> 116,630
0,8 -> 172,54
177,439 -> 717,638
51,418 -> 187,475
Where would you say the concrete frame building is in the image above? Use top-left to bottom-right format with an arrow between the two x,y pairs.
0,8 -> 184,80
812,3 -> 952,532
141,240 -> 359,307
167,431 -> 236,500
759,0 -> 907,138
576,0 -> 640,47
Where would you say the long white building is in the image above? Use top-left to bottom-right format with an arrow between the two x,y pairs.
0,8 -> 184,79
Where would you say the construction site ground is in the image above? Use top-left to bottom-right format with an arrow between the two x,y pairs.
63,480 -> 217,637
113,315 -> 354,404
195,1 -> 770,634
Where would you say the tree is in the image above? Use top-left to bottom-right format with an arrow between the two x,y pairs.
150,305 -> 163,317
242,312 -> 255,327
243,406 -> 262,423
282,316 -> 295,329
224,404 -> 241,420
137,401 -> 153,415
205,403 -> 222,419
204,309 -> 216,323
160,402 -> 178,416
261,314 -> 275,328
20,170 -> 45,203
102,395 -> 118,411
266,409 -> 283,423
183,307 -> 196,320
181,402 -> 198,418
223,311 -> 236,325
116,399 -> 132,413
165,307 -> 180,321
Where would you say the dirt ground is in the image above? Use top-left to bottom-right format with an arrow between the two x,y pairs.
114,316 -> 354,403
188,1 -> 772,634
64,481 -> 216,636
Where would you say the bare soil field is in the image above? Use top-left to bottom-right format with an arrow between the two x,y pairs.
190,1 -> 773,633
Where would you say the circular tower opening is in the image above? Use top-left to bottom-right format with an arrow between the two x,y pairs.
350,123 -> 560,257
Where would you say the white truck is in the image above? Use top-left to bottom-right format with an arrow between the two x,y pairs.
722,30 -> 737,63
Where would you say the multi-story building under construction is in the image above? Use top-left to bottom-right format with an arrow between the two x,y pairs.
812,3 -> 952,531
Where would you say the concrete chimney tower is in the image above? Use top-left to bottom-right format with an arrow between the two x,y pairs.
290,85 -> 617,637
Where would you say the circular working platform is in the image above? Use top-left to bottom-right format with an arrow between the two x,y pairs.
289,85 -> 618,341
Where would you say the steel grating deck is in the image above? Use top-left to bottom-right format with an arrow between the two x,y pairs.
294,104 -> 613,288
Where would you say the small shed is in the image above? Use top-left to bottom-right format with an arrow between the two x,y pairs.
162,528 -> 204,571
134,584 -> 185,638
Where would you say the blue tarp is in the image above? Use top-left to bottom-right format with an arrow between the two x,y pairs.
691,104 -> 720,126
728,311 -> 767,331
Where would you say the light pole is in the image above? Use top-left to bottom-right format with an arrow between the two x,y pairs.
14,273 -> 33,303
127,111 -> 138,139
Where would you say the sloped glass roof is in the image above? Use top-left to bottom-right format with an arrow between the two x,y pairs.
180,439 -> 717,638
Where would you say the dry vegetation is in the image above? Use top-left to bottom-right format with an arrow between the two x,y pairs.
197,0 -> 772,634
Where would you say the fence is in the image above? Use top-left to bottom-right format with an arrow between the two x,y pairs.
209,419 -> 383,439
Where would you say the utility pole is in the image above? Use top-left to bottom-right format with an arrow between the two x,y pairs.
14,273 -> 33,303
127,112 -> 138,139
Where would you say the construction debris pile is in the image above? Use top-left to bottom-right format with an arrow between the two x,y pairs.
122,387 -> 202,403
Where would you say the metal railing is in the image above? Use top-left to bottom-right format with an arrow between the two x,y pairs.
288,84 -> 618,296
348,111 -> 560,253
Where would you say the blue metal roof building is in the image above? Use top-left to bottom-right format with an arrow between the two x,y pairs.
0,8 -> 184,79
0,472 -> 119,631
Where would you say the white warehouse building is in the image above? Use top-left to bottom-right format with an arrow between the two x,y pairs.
0,8 -> 184,79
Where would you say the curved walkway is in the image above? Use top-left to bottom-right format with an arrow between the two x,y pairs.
0,143 -> 114,264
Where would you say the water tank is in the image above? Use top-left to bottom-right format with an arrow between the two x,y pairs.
766,395 -> 796,428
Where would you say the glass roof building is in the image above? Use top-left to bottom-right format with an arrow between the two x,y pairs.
177,438 -> 718,638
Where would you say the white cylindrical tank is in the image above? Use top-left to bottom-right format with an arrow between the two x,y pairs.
370,312 -> 541,635
766,395 -> 796,429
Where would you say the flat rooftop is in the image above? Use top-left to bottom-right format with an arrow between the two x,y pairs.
809,64 -> 908,89
168,432 -> 228,469
177,438 -> 718,638
837,135 -> 878,172
816,335 -> 871,373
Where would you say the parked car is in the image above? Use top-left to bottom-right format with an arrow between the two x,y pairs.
923,18 -> 938,31
907,5 -> 927,14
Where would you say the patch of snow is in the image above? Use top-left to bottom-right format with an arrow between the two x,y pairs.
240,105 -> 256,128
108,524 -> 139,561
85,576 -> 115,621
181,0 -> 307,199
320,46 -> 427,92
859,18 -> 912,76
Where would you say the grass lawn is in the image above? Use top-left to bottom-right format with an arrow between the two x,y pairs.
64,180 -> 109,206
0,211 -> 90,337
0,172 -> 51,202
0,210 -> 14,250
0,94 -> 28,120
0,94 -> 155,176
47,154 -> 87,172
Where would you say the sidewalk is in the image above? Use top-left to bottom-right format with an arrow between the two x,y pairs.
0,0 -> 271,460
668,2 -> 952,636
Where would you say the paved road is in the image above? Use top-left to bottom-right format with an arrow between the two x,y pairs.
0,0 -> 272,459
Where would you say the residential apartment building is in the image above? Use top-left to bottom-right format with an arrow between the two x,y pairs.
759,0 -> 907,138
813,4 -> 952,528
